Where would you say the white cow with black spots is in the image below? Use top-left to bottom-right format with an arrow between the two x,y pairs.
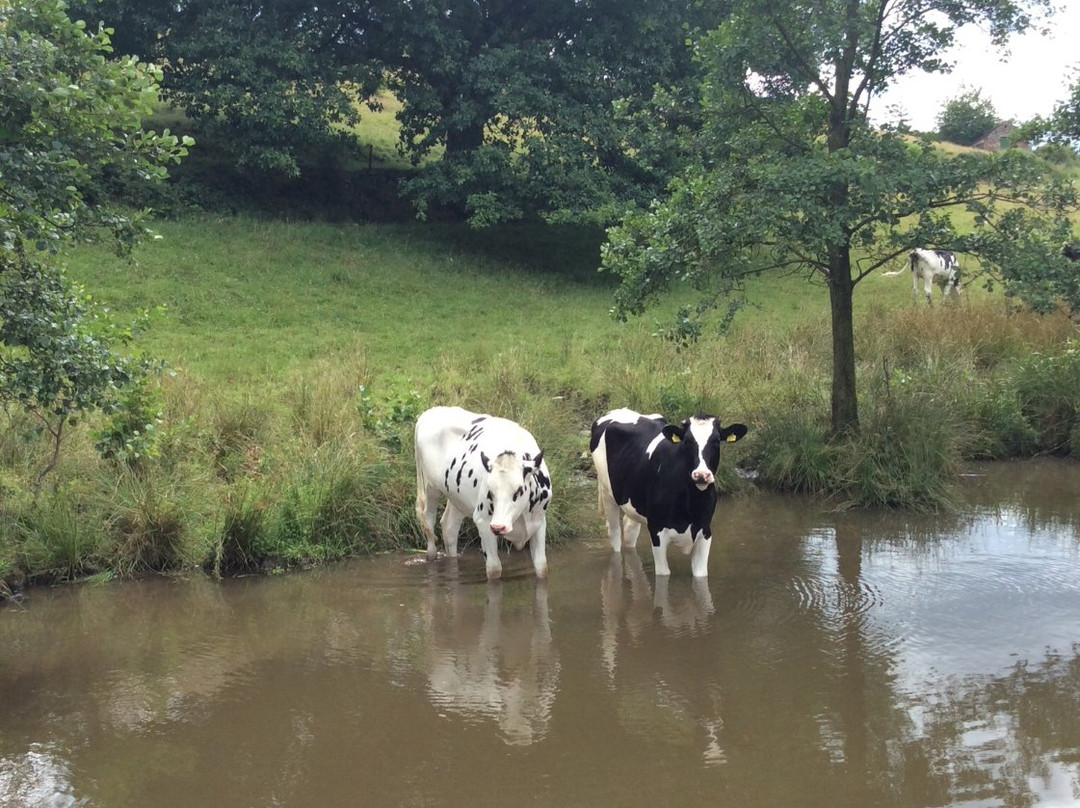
415,406 -> 552,579
883,248 -> 962,305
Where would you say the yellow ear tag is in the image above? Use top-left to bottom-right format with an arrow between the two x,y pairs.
670,434 -> 681,443
726,434 -> 738,442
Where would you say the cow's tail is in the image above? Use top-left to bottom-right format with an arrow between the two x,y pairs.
414,430 -> 428,514
589,421 -> 606,516
883,251 -> 918,277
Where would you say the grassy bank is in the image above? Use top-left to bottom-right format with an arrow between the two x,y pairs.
2,216 -> 1078,595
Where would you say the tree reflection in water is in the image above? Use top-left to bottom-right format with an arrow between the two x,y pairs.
793,502 -> 1080,807
882,644 -> 1080,807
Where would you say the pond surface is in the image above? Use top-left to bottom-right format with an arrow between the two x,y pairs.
2,460 -> 1080,808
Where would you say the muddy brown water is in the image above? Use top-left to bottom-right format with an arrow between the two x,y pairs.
2,460 -> 1080,808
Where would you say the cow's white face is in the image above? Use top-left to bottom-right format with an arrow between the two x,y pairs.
686,417 -> 721,490
659,415 -> 747,491
478,451 -> 535,537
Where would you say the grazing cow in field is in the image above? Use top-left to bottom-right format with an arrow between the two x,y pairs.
1064,243 -> 1080,262
415,406 -> 552,579
589,408 -> 747,577
882,249 -> 962,305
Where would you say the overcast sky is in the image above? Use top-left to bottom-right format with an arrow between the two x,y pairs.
873,3 -> 1080,132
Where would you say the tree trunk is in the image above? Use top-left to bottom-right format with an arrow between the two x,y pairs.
827,22 -> 858,437
445,120 -> 485,154
827,246 -> 859,436
32,416 -> 65,500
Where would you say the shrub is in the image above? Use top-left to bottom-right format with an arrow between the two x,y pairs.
208,396 -> 273,481
966,379 -> 1039,459
0,259 -> 162,494
1035,142 -> 1080,169
358,379 -> 424,453
749,374 -> 963,509
751,412 -> 837,495
93,375 -> 167,471
837,398 -> 960,510
1012,341 -> 1080,455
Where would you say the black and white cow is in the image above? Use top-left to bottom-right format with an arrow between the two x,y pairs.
415,406 -> 552,579
883,248 -> 962,305
589,408 -> 747,577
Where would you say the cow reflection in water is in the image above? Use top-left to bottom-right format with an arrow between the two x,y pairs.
600,552 -> 725,767
423,570 -> 559,746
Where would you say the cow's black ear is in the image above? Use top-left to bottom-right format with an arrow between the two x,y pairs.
480,451 -> 492,472
662,424 -> 685,444
722,423 -> 748,443
530,450 -> 544,473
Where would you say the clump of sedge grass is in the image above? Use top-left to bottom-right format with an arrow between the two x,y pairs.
14,492 -> 108,582
107,474 -> 202,576
258,442 -> 408,566
213,479 -> 269,575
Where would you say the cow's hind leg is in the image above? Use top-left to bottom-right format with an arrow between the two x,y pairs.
439,503 -> 467,557
599,489 -> 624,552
621,515 -> 642,550
416,486 -> 442,558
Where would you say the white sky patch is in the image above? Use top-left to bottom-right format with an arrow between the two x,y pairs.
872,3 -> 1080,131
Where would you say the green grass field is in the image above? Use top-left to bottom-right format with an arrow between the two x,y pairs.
2,208 -> 1077,593
66,216 -> 992,388
67,219 -> 617,385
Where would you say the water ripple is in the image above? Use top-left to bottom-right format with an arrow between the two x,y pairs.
0,745 -> 85,808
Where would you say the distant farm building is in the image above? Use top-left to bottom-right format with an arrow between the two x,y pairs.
973,121 -> 1030,152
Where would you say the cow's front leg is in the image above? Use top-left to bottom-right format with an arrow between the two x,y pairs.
650,527 -> 672,576
439,503 -> 466,557
479,527 -> 503,580
689,532 -> 712,578
529,520 -> 548,579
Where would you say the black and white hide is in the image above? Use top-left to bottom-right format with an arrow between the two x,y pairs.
589,408 -> 747,577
